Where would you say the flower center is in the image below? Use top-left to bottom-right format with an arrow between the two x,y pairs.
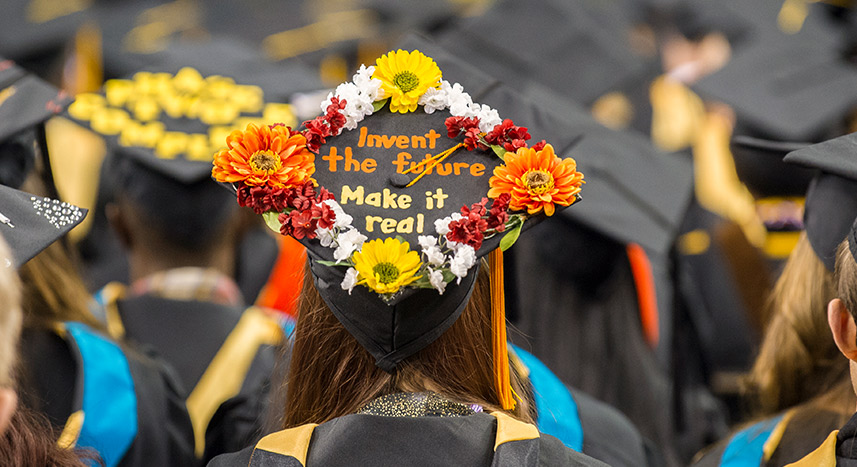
373,262 -> 400,284
249,150 -> 280,172
524,170 -> 554,194
393,71 -> 420,93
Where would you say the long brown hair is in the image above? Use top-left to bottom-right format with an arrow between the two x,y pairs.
0,406 -> 98,467
744,234 -> 853,415
282,260 -> 532,429
0,238 -> 22,388
18,242 -> 103,331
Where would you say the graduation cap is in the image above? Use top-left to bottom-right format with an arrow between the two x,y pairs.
729,135 -> 814,198
784,132 -> 857,271
0,57 -> 71,191
0,0 -> 93,62
694,37 -> 857,143
432,0 -> 650,106
0,184 -> 87,269
212,47 -> 585,410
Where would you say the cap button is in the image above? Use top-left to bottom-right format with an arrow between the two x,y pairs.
389,174 -> 411,188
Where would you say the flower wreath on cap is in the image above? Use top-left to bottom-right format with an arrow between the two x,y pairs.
212,49 -> 584,303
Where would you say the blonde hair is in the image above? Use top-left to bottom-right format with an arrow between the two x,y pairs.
744,233 -> 851,415
0,238 -> 23,388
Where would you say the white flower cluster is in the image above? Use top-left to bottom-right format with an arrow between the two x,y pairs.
321,65 -> 384,133
310,200 -> 368,294
417,80 -> 502,133
417,220 -> 477,295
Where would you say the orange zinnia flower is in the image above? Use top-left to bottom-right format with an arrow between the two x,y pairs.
487,144 -> 584,216
212,123 -> 315,188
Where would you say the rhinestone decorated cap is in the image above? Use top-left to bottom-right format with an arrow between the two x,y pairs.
0,184 -> 87,268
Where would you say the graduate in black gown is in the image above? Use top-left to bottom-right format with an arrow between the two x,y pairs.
209,47 -> 604,466
787,217 -> 857,465
0,58 -> 196,467
58,66 -> 291,463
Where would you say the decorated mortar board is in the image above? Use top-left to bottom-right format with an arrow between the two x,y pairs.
784,132 -> 857,271
0,184 -> 87,268
0,57 -> 71,190
433,0 -> 649,106
211,48 -> 585,409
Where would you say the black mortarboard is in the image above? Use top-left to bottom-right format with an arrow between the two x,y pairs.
729,136 -> 814,198
63,41 -> 320,250
432,0 -> 650,106
0,57 -> 71,190
0,1 -> 92,62
211,45 -> 585,404
784,132 -> 857,271
0,184 -> 87,268
694,38 -> 857,142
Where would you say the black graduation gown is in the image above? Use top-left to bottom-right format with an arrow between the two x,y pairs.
692,406 -> 849,466
784,411 -> 857,466
110,294 -> 283,463
208,406 -> 607,466
17,323 -> 196,467
511,344 -> 659,466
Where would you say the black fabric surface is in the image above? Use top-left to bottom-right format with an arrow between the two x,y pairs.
18,326 -> 197,467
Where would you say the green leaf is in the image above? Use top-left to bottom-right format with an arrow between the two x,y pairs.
491,144 -> 507,160
441,269 -> 456,283
499,222 -> 523,251
262,211 -> 282,234
395,234 -> 406,244
316,260 -> 351,267
372,99 -> 389,112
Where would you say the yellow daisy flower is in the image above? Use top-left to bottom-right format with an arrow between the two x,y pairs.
373,49 -> 442,113
352,238 -> 422,295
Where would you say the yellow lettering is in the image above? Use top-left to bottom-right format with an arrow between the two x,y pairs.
417,213 -> 424,233
365,191 -> 381,207
119,121 -> 165,148
380,218 -> 396,233
365,215 -> 382,232
185,134 -> 211,161
396,217 -> 414,234
398,194 -> 412,209
341,185 -> 364,205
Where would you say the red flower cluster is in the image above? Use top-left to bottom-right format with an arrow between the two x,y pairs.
237,181 -> 332,215
303,97 -> 348,153
274,183 -> 337,239
484,119 -> 531,152
445,116 -> 486,151
446,195 -> 511,249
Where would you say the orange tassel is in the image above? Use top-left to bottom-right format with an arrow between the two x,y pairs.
489,248 -> 516,410
626,243 -> 659,349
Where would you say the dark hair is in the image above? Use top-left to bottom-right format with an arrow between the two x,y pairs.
281,260 -> 532,429
835,238 -> 857,320
0,405 -> 101,467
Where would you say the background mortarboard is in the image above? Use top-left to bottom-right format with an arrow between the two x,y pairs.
432,0 -> 651,106
729,136 -> 814,199
0,184 -> 87,268
61,39 -> 322,294
784,132 -> 857,271
694,37 -> 857,143
0,57 -> 72,193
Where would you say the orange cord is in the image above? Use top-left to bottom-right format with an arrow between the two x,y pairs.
626,243 -> 659,348
489,249 -> 516,410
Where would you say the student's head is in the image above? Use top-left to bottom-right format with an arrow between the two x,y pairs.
829,222 -> 857,401
108,155 -> 242,279
283,260 -> 531,428
0,238 -> 23,435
